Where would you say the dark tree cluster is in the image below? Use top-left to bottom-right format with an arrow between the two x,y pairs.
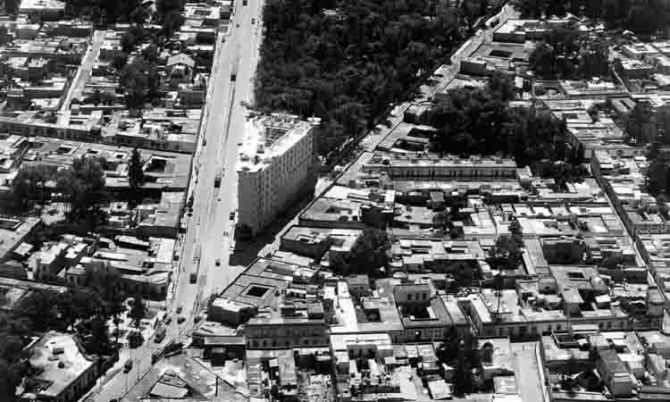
332,228 -> 390,276
2,0 -> 18,15
529,35 -> 609,80
437,329 -> 481,396
645,144 -> 670,196
430,74 -> 582,170
0,312 -> 30,402
432,210 -> 460,239
255,0 -> 493,154
513,0 -> 669,36
9,152 -> 146,219
56,156 -> 108,228
488,216 -> 524,271
8,165 -> 54,213
119,57 -> 162,110
0,265 -> 127,400
156,0 -> 186,38
128,148 -> 146,206
63,0 -> 142,25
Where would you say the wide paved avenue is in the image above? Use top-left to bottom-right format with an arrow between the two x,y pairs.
85,0 -> 264,400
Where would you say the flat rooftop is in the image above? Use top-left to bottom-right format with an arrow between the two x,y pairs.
237,113 -> 319,173
0,216 -> 41,261
18,0 -> 65,11
21,137 -> 192,190
27,331 -> 95,399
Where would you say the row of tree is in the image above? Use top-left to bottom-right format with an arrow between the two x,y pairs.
255,0 -> 495,154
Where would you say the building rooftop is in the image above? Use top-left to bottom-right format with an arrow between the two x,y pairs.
329,281 -> 403,334
237,113 -> 320,173
21,138 -> 192,190
25,331 -> 96,399
18,0 -> 65,12
0,216 -> 41,261
218,257 -> 317,311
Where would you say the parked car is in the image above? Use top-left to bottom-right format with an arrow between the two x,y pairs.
123,359 -> 133,373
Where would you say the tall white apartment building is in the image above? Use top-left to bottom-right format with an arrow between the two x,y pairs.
236,113 -> 320,237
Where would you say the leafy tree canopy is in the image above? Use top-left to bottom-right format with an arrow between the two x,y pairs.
56,156 -> 108,226
430,73 -> 582,171
334,228 -> 390,276
255,0 -> 494,154
129,295 -> 147,328
9,165 -> 54,212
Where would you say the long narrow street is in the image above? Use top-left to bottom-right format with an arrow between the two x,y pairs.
171,0 -> 264,338
83,1 -> 264,399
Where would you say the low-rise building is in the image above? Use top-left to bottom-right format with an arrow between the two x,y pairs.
19,331 -> 100,402
362,153 -> 517,180
18,0 -> 66,21
0,216 -> 41,262
243,301 -> 330,349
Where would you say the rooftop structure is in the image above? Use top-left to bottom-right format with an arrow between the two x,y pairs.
21,331 -> 98,401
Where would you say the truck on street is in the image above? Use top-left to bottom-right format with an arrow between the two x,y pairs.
190,244 -> 201,283
214,170 -> 222,187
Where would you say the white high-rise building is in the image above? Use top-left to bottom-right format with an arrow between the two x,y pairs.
236,113 -> 320,237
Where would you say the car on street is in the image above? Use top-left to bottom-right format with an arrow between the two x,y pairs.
154,327 -> 166,343
176,305 -> 183,314
229,211 -> 235,220
215,258 -> 221,266
252,18 -> 255,24
177,316 -> 186,324
165,316 -> 172,325
124,359 -> 133,373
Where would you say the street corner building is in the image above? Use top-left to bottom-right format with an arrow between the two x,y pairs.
236,113 -> 321,237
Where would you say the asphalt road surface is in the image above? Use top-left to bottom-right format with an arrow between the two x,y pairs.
84,1 -> 263,400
